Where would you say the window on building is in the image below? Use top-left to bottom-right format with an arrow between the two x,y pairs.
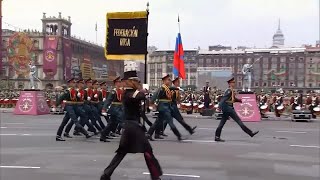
263,82 -> 267,87
263,62 -> 269,68
298,63 -> 304,68
290,57 -> 295,62
222,58 -> 227,64
280,82 -> 285,86
280,57 -> 286,63
230,58 -> 234,64
214,59 -> 218,64
238,82 -> 242,87
238,58 -> 243,64
207,59 -> 211,64
309,83 -> 312,87
255,82 -> 259,87
271,63 -> 277,69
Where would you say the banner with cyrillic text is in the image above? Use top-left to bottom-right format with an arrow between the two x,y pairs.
105,11 -> 148,61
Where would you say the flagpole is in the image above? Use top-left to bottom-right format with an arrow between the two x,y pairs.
95,22 -> 97,44
178,14 -> 180,34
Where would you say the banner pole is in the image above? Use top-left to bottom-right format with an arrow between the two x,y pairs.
144,2 -> 149,84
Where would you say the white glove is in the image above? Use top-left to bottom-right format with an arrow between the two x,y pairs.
178,87 -> 184,92
52,108 -> 56,112
77,93 -> 81,98
94,94 -> 98,98
103,98 -> 106,102
87,97 -> 91,101
102,112 -> 108,116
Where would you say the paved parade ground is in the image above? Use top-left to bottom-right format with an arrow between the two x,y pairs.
0,112 -> 319,180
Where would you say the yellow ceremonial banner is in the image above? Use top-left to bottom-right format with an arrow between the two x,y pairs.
105,11 -> 148,61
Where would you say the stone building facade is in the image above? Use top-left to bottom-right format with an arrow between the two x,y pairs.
1,13 -> 123,89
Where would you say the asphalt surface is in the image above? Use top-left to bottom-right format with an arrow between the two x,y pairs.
0,112 -> 319,180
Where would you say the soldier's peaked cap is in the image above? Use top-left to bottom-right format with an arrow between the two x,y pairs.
172,77 -> 180,83
100,82 -> 107,86
123,71 -> 139,80
76,78 -> 85,83
162,74 -> 170,80
227,77 -> 235,83
85,78 -> 93,83
67,78 -> 75,83
113,76 -> 121,84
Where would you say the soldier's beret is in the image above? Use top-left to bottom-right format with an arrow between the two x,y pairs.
92,80 -> 99,85
100,82 -> 107,86
162,74 -> 170,80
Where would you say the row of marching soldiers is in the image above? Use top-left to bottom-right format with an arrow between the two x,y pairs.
55,74 -> 196,142
55,77 -> 124,142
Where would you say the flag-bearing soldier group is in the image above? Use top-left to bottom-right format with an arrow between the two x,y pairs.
55,69 -> 265,180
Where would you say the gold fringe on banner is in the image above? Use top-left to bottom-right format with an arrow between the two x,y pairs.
106,54 -> 145,61
107,11 -> 147,19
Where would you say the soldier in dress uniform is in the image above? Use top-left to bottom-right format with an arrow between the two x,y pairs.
55,78 -> 93,141
171,77 -> 197,135
100,71 -> 162,180
100,76 -> 124,142
98,82 -> 110,123
214,77 -> 259,142
147,74 -> 184,141
91,80 -> 106,129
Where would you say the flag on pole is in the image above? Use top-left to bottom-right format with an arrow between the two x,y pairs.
173,16 -> 186,79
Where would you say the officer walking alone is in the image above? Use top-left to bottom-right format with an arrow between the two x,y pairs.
215,77 -> 259,142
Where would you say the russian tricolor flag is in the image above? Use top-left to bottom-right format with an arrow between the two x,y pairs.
173,32 -> 186,79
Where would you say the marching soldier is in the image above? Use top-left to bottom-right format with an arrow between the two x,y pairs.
100,70 -> 162,180
100,76 -> 124,142
147,74 -> 184,141
215,77 -> 259,142
171,77 -> 197,135
56,78 -> 93,141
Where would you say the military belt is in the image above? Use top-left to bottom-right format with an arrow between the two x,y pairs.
65,101 -> 83,105
159,99 -> 171,102
111,102 -> 122,105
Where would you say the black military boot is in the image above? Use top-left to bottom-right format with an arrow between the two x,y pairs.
146,134 -> 155,141
73,131 -> 81,136
56,135 -> 66,141
189,126 -> 197,135
63,133 -> 72,138
215,136 -> 225,142
99,137 -> 110,142
250,131 -> 259,137
171,128 -> 185,141
154,134 -> 164,139
100,174 -> 111,180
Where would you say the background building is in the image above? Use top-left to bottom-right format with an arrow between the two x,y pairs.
1,13 -> 123,89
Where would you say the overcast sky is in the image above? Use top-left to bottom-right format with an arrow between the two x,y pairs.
3,0 -> 319,49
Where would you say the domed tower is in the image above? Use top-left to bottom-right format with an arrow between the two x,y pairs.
272,19 -> 285,48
